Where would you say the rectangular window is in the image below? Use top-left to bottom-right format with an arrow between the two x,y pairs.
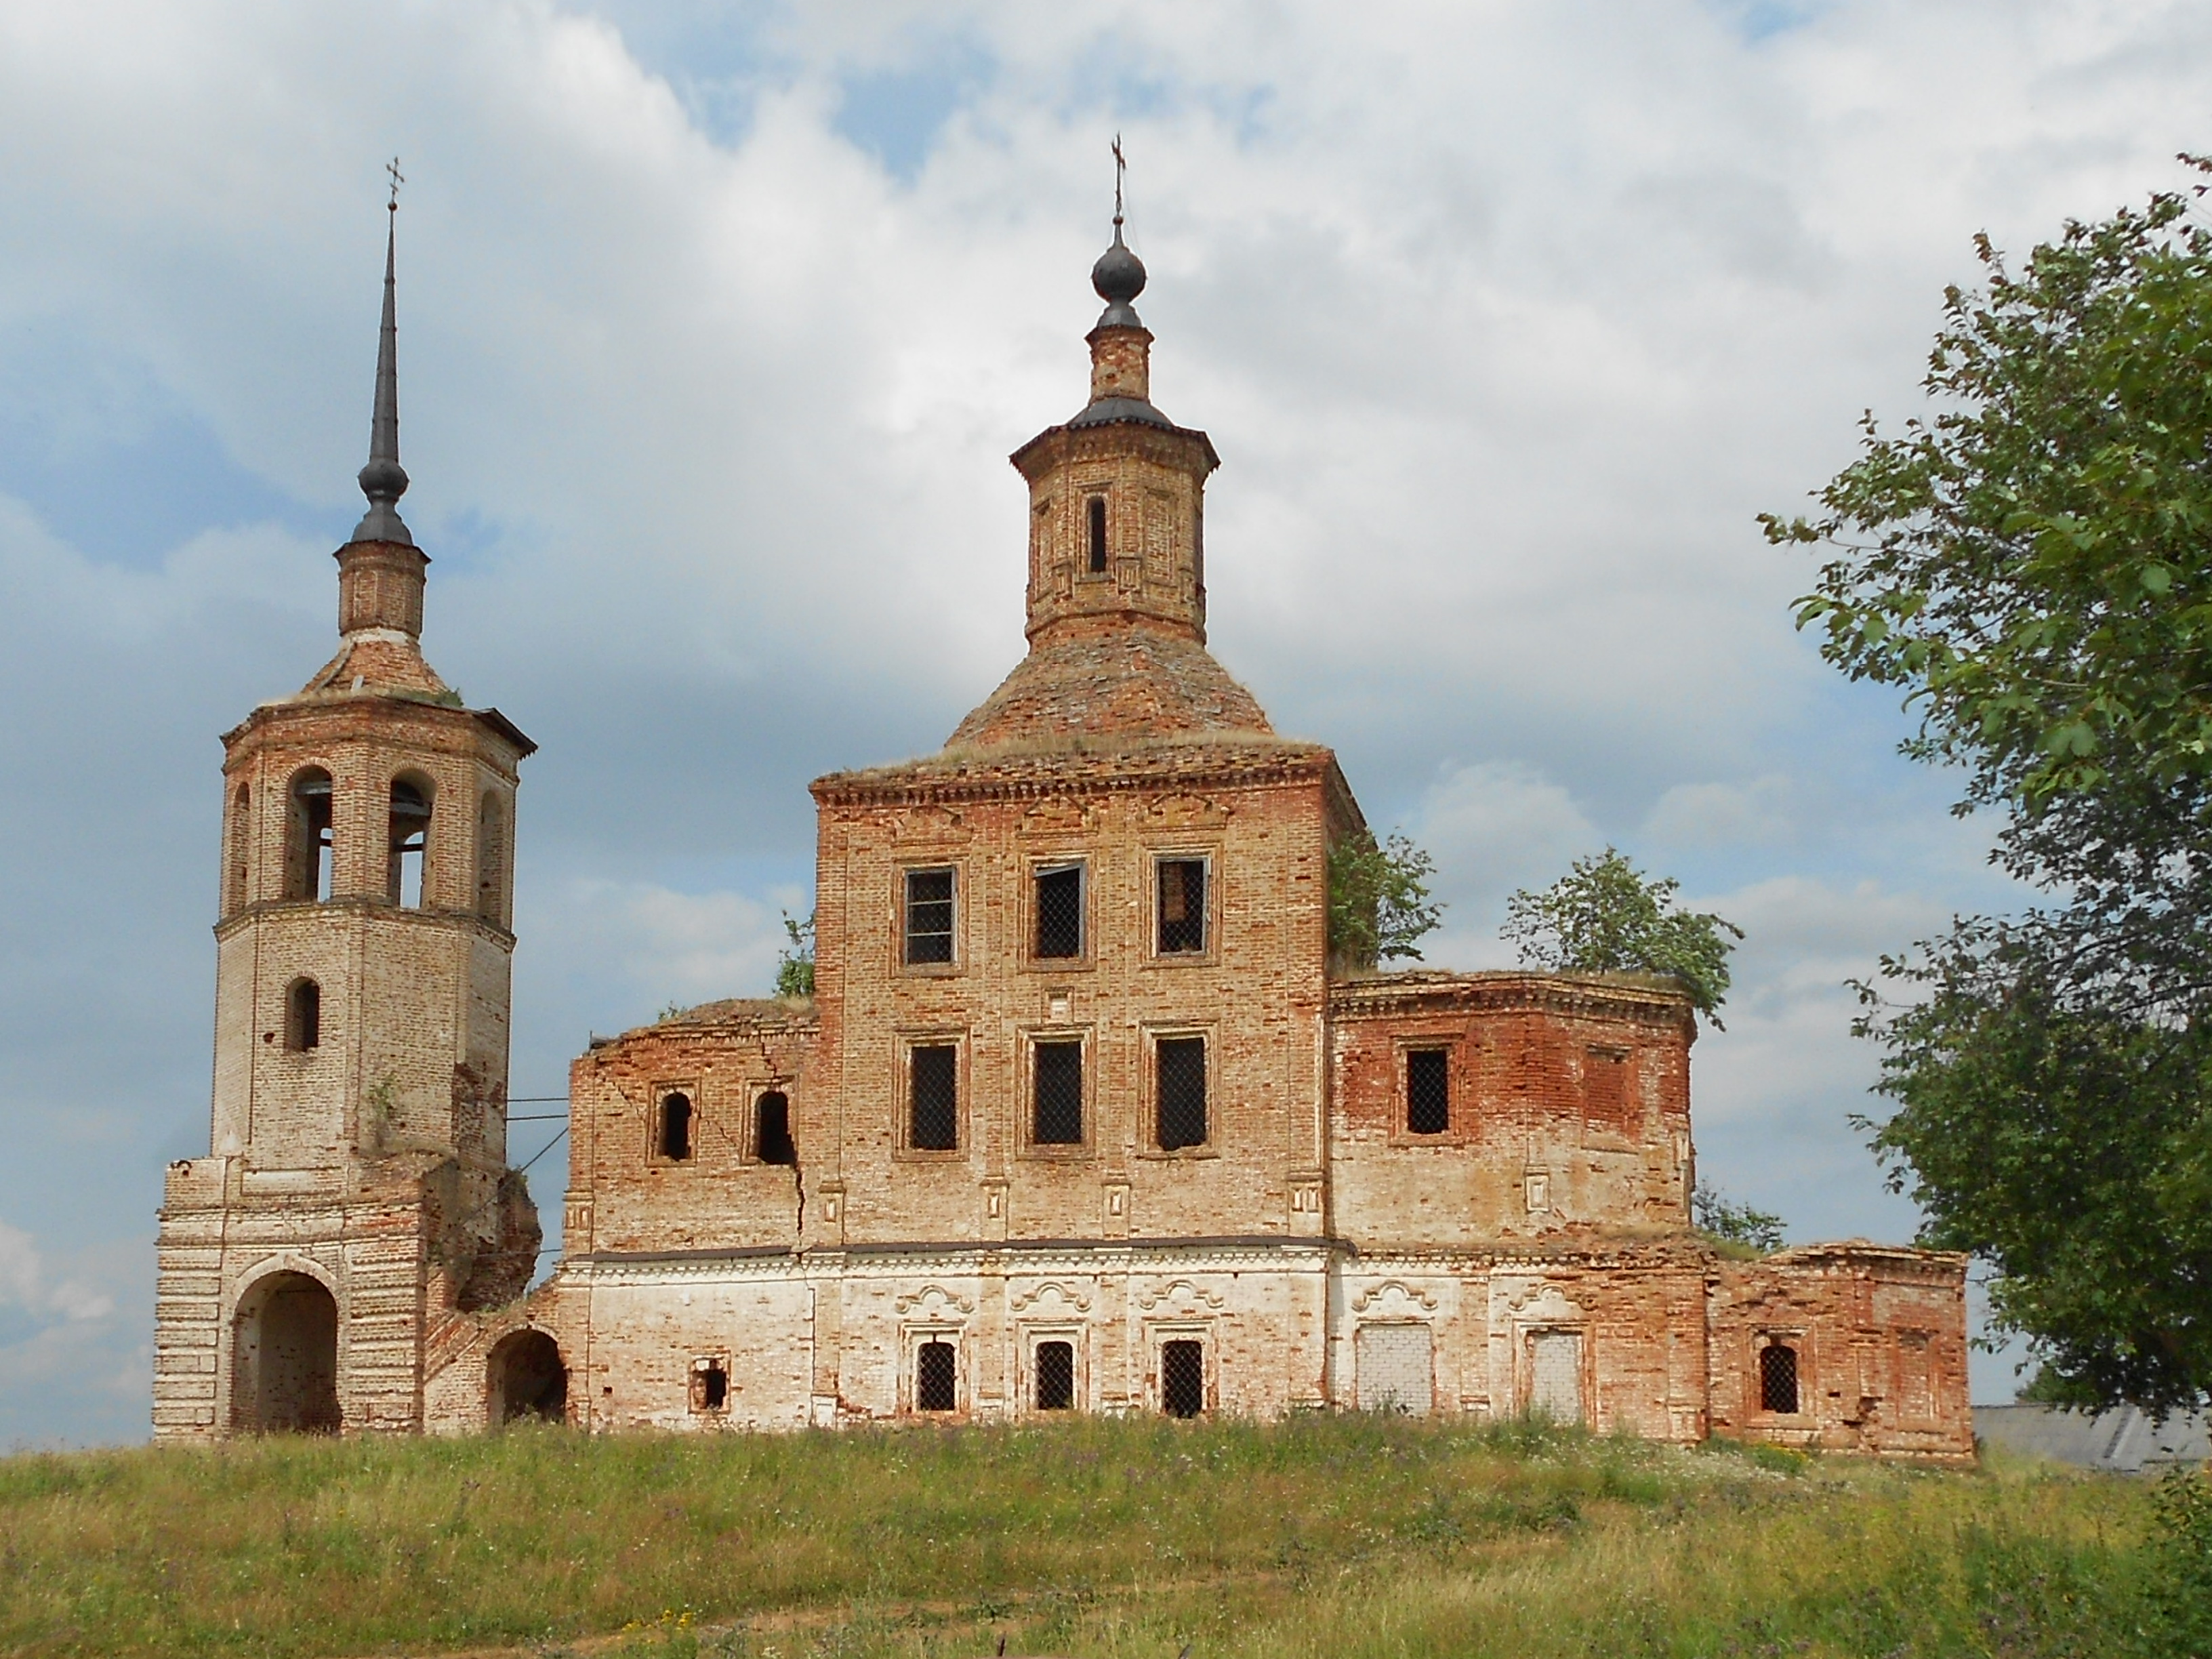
1156,859 -> 1207,954
1406,1048 -> 1450,1135
1036,1340 -> 1075,1411
1156,1036 -> 1208,1151
903,867 -> 954,965
1087,495 -> 1108,573
1161,1338 -> 1204,1418
909,1044 -> 959,1151
1033,863 -> 1084,959
1033,1039 -> 1084,1145
916,1340 -> 957,1412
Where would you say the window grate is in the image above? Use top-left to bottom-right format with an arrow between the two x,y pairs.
1157,859 -> 1207,954
1033,1040 -> 1084,1145
1036,1340 -> 1074,1411
1157,1036 -> 1208,1151
904,868 -> 954,965
1406,1049 -> 1450,1134
909,1046 -> 958,1151
1759,1344 -> 1799,1414
1161,1339 -> 1204,1418
1034,865 -> 1084,959
916,1340 -> 957,1412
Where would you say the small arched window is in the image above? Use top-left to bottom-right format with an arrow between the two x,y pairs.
285,769 -> 334,902
658,1092 -> 693,1162
1759,1343 -> 1800,1415
388,777 -> 433,908
225,783 -> 251,916
475,791 -> 506,924
285,979 -> 321,1052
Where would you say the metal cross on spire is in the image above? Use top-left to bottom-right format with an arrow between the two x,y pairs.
386,156 -> 405,212
1111,134 -> 1126,228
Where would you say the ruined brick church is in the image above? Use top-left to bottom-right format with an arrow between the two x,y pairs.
152,197 -> 1972,1459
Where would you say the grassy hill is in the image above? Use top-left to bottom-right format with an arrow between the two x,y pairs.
0,1414 -> 2196,1658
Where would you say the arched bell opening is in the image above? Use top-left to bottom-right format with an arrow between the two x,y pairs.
230,1270 -> 340,1434
487,1328 -> 568,1427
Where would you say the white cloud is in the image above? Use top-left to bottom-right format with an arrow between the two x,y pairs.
1643,775 -> 1796,849
0,1220 -> 116,1325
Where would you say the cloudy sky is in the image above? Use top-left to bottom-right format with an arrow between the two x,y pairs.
0,0 -> 2202,1445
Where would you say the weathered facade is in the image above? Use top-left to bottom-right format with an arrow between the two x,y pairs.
156,208 -> 1972,1461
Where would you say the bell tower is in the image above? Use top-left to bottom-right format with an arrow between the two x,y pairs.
155,194 -> 541,1439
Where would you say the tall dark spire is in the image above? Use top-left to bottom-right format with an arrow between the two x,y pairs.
351,161 -> 413,548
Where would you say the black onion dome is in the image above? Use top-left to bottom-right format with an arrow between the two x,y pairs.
1091,226 -> 1147,308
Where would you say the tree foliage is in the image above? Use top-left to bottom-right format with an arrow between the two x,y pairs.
1327,830 -> 1444,970
774,910 -> 815,999
1771,160 -> 2212,1410
1501,848 -> 1742,1026
1692,1183 -> 1786,1255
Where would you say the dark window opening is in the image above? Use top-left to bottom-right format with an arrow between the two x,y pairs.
692,1359 -> 728,1412
1162,1339 -> 1204,1418
287,769 -> 334,902
285,979 -> 321,1052
658,1092 -> 694,1162
1406,1048 -> 1450,1135
904,867 -> 954,964
1087,495 -> 1108,573
1036,1340 -> 1074,1411
917,1340 -> 957,1412
388,778 -> 432,908
1157,1036 -> 1208,1151
1034,865 -> 1084,959
1759,1344 -> 1799,1414
910,1045 -> 959,1151
1033,1040 -> 1084,1145
1157,859 -> 1207,954
755,1090 -> 796,1166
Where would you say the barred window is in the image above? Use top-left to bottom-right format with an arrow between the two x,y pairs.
1760,1344 -> 1800,1414
909,1044 -> 959,1151
1036,1340 -> 1074,1412
1406,1048 -> 1450,1135
916,1340 -> 957,1412
904,867 -> 954,965
1157,1036 -> 1208,1151
1161,1339 -> 1204,1418
1157,859 -> 1207,954
1034,864 -> 1084,959
1033,1040 -> 1084,1145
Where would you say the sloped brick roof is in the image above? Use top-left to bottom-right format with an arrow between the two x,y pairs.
947,621 -> 1273,750
296,634 -> 453,700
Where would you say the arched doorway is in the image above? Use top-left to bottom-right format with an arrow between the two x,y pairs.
231,1271 -> 340,1433
488,1329 -> 567,1425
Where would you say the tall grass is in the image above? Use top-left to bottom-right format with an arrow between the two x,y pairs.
0,1416 -> 2172,1658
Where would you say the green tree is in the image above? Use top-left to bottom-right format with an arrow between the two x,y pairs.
1768,159 -> 2212,1412
1501,848 -> 1742,1026
775,910 -> 815,999
1326,831 -> 1444,970
1692,1183 -> 1786,1254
